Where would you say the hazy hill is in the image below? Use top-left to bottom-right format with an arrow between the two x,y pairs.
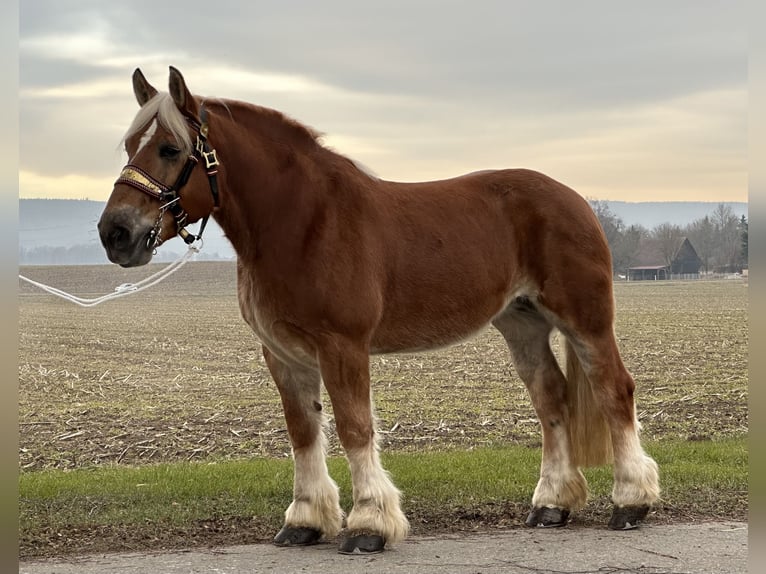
19,198 -> 748,265
20,199 -> 236,265
605,200 -> 748,229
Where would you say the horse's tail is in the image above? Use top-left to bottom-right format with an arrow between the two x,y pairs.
563,337 -> 614,467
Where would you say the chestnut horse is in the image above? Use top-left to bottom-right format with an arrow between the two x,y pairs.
98,67 -> 660,554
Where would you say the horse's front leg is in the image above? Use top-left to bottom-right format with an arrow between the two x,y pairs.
263,346 -> 344,546
318,338 -> 410,554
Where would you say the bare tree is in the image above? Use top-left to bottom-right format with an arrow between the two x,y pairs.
588,199 -> 624,273
612,224 -> 646,275
652,223 -> 684,268
711,203 -> 740,272
686,216 -> 716,273
739,215 -> 748,267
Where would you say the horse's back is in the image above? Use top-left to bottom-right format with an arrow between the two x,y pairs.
374,167 -> 608,286
379,168 -> 599,233
367,168 -> 611,353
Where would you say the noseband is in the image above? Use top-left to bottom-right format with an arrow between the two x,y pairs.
114,105 -> 221,249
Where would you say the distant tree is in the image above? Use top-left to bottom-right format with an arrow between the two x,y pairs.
739,215 -> 748,267
711,203 -> 741,272
685,216 -> 716,273
588,199 -> 624,273
612,224 -> 646,275
652,223 -> 684,268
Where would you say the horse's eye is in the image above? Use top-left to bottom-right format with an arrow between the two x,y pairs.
160,145 -> 181,159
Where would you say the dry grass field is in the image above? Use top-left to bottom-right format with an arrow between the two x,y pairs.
19,262 -> 748,472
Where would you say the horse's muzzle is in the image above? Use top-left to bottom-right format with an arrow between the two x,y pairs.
98,208 -> 155,267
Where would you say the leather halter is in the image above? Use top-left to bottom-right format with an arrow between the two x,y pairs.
114,105 -> 220,248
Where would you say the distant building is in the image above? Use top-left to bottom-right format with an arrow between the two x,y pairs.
669,238 -> 703,278
627,237 -> 702,281
627,265 -> 669,281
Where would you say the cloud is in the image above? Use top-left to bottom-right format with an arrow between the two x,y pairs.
19,0 -> 747,202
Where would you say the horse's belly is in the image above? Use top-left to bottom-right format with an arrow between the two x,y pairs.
370,321 -> 492,355
370,290 -> 512,354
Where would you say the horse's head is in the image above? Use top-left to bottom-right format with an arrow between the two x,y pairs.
98,67 -> 220,267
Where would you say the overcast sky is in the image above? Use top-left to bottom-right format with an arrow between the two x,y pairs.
19,0 -> 747,203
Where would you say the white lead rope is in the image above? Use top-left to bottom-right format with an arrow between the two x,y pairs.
18,244 -> 201,307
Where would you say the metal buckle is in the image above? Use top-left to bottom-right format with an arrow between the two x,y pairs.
147,213 -> 164,250
202,149 -> 219,169
195,135 -> 219,169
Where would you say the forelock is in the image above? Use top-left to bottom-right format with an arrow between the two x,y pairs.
121,92 -> 193,155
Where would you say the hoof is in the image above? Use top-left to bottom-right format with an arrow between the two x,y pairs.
338,532 -> 386,554
273,525 -> 322,546
608,505 -> 650,530
525,506 -> 570,528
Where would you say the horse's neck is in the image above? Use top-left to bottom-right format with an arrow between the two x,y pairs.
209,111 -> 331,263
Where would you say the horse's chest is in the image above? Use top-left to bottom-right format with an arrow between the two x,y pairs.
237,284 -> 317,368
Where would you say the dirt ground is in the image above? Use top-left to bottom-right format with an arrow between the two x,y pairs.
18,262 -> 749,555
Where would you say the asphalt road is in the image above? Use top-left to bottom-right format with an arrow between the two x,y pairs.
20,521 -> 748,574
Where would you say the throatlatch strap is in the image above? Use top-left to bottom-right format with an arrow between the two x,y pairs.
197,106 -> 220,209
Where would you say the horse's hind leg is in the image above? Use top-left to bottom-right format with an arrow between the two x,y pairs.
567,332 -> 660,529
539,263 -> 660,528
262,346 -> 344,546
493,300 -> 588,527
317,337 -> 410,554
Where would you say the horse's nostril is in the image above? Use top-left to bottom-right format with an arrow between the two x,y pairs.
108,225 -> 131,250
97,208 -> 155,266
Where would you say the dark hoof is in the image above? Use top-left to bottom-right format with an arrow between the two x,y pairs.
609,505 -> 650,530
525,506 -> 570,528
273,525 -> 322,546
338,533 -> 386,554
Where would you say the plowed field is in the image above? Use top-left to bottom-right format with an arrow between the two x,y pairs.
19,263 -> 748,471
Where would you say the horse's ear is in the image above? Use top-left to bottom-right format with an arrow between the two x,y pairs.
132,68 -> 157,107
168,66 -> 199,118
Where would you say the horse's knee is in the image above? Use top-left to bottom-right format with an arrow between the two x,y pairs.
334,417 -> 375,451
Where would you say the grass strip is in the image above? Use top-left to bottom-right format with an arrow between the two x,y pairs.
20,437 -> 747,557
